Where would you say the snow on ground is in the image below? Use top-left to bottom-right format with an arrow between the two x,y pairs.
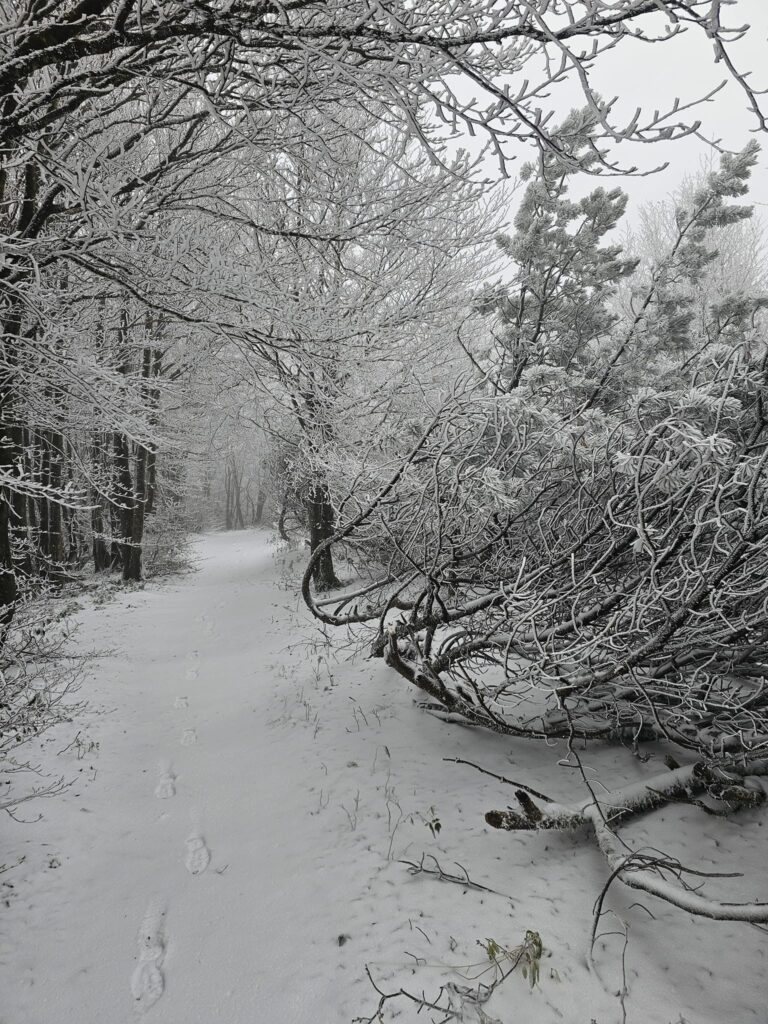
0,530 -> 765,1024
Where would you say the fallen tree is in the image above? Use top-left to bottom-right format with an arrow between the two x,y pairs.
484,757 -> 768,924
302,128 -> 768,926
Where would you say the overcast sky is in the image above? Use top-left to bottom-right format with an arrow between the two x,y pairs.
593,0 -> 768,216
476,0 -> 768,224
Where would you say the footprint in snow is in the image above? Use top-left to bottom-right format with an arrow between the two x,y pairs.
154,764 -> 176,800
155,777 -> 175,800
131,902 -> 166,1011
196,614 -> 216,636
185,834 -> 211,875
185,650 -> 199,672
180,728 -> 197,746
174,695 -> 189,708
131,960 -> 164,1011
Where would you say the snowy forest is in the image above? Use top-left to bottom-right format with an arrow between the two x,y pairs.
2,3 -> 768,1023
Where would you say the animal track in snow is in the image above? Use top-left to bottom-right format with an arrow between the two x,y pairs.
174,695 -> 189,709
131,901 -> 166,1011
184,666 -> 198,679
180,728 -> 197,747
185,833 -> 210,875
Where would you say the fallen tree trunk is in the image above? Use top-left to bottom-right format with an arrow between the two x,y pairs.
486,759 -> 768,923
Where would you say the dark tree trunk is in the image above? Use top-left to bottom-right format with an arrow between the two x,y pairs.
254,487 -> 266,525
90,433 -> 110,571
113,430 -> 135,579
277,499 -> 289,541
39,429 -> 65,577
64,506 -> 85,566
0,495 -> 17,630
143,346 -> 161,518
10,477 -> 31,579
124,439 -> 148,582
0,305 -> 23,629
0,159 -> 45,633
307,479 -> 340,590
224,458 -> 246,530
21,489 -> 38,580
110,316 -> 151,582
8,426 -> 30,577
63,443 -> 85,566
109,523 -> 123,570
145,448 -> 157,516
121,345 -> 153,582
224,464 -> 234,530
233,470 -> 245,529
91,499 -> 110,572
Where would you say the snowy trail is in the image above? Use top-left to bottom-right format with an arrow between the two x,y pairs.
2,531 -> 766,1024
1,533 -> 367,1023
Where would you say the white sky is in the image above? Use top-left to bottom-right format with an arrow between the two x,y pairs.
590,0 -> 768,217
475,0 -> 768,223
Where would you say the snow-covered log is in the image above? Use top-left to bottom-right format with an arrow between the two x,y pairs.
486,760 -> 768,923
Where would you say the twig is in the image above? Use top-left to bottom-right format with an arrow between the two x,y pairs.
400,852 -> 512,900
444,757 -> 553,802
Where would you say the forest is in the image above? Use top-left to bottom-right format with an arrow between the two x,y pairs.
1,3 -> 768,1023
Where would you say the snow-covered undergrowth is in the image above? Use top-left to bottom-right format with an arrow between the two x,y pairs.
0,531 -> 764,1024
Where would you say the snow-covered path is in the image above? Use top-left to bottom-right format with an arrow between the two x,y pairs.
2,531 -> 766,1024
2,532 -> 369,1023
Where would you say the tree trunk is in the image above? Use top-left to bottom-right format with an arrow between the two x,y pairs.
145,447 -> 157,516
39,429 -> 66,577
234,468 -> 245,529
0,495 -> 17,631
224,458 -> 246,530
224,464 -> 234,530
10,479 -> 31,580
124,440 -> 148,582
113,431 -> 135,579
143,346 -> 161,518
90,433 -> 111,571
121,344 -> 157,582
277,499 -> 289,541
0,301 -> 23,630
254,487 -> 266,525
91,500 -> 110,571
307,478 -> 340,590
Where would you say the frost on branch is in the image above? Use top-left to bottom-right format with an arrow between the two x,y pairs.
303,127 -> 768,924
485,759 -> 768,923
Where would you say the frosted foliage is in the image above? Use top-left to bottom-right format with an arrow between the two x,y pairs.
306,136 -> 768,780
